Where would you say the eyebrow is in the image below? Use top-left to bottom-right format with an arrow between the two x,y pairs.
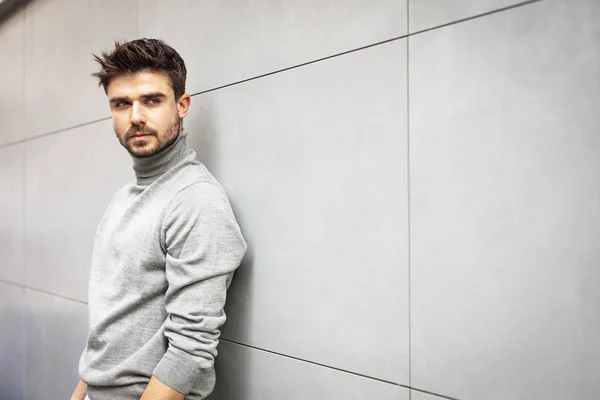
109,92 -> 168,104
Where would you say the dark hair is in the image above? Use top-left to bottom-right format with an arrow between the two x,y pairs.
91,38 -> 187,99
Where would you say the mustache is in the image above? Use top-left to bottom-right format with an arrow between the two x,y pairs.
124,125 -> 157,140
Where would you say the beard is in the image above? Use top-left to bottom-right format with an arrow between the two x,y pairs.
115,117 -> 181,158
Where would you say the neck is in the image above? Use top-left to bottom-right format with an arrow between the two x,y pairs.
131,129 -> 190,186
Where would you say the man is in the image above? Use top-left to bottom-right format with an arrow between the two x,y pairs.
70,38 -> 247,400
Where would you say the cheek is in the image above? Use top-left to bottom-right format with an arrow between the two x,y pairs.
148,108 -> 177,128
112,116 -> 129,135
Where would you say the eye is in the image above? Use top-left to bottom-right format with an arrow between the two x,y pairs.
147,98 -> 161,105
115,102 -> 129,108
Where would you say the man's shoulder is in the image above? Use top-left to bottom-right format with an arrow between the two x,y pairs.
170,162 -> 230,207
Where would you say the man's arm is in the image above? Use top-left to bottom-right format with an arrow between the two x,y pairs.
140,376 -> 185,400
148,182 -> 247,396
69,380 -> 87,400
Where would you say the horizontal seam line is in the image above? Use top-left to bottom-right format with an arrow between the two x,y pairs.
0,116 -> 111,149
220,339 -> 461,399
0,278 -> 88,304
409,0 -> 543,36
190,34 -> 407,96
221,338 -> 410,388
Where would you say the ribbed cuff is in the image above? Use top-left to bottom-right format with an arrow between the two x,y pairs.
153,346 -> 201,395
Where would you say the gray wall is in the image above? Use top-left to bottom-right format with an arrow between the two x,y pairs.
0,0 -> 598,399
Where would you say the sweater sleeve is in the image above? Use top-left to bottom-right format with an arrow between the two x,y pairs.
153,181 -> 247,394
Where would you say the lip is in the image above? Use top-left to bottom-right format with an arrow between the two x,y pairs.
131,133 -> 152,138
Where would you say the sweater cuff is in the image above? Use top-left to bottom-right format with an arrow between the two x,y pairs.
153,346 -> 201,395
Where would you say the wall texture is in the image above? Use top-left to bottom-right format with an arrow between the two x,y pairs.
0,0 -> 598,399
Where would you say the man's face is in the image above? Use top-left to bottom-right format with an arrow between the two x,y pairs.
107,71 -> 189,158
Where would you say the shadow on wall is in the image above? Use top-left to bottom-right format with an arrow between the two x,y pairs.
0,307 -> 25,400
208,246 -> 256,399
33,307 -> 87,400
187,98 -> 256,398
1,297 -> 87,400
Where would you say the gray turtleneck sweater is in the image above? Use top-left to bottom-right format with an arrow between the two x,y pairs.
78,130 -> 247,400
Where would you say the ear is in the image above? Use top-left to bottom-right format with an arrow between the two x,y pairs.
177,93 -> 191,119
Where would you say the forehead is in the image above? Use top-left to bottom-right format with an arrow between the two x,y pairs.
107,71 -> 173,98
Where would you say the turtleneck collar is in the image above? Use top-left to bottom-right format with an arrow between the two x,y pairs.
131,128 -> 191,186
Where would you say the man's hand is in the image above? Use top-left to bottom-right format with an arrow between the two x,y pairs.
70,380 -> 87,400
140,376 -> 186,400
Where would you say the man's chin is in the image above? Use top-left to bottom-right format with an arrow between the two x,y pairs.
126,144 -> 160,158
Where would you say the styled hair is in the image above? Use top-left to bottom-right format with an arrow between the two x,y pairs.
91,38 -> 187,99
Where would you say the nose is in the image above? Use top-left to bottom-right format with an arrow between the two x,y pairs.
130,102 -> 146,125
